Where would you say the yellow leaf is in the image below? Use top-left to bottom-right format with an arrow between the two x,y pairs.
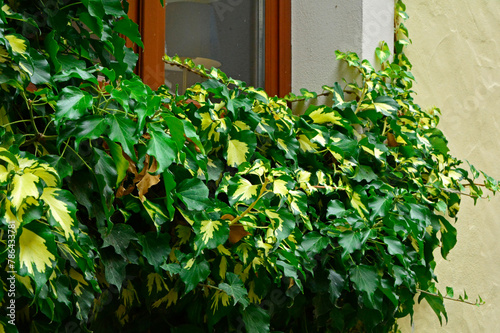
219,256 -> 228,279
40,187 -> 75,240
236,243 -> 251,264
147,273 -> 167,294
273,179 -> 289,196
200,219 -> 222,244
15,274 -> 34,295
234,120 -> 250,131
350,191 -> 368,218
217,244 -> 231,256
248,280 -> 262,303
308,107 -> 342,125
184,258 -> 195,269
5,34 -> 27,55
277,138 -> 289,153
233,178 -> 258,201
227,139 -> 249,167
19,228 -> 55,275
3,201 -> 20,230
211,290 -> 230,311
266,209 -> 284,232
17,157 -> 36,170
10,172 -> 40,209
122,281 -> 139,308
2,5 -> 13,14
0,164 -> 8,182
298,134 -> 318,152
30,165 -> 58,187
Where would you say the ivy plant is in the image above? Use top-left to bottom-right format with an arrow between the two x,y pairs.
0,0 -> 498,332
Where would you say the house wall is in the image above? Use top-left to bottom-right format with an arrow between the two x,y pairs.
291,0 -> 500,331
399,0 -> 500,332
291,0 -> 394,93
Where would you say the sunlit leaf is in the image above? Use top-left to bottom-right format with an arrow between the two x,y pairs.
9,172 -> 40,209
40,187 -> 77,240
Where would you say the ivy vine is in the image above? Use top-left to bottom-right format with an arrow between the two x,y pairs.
0,1 -> 497,332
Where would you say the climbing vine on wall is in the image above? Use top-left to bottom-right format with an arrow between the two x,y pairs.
0,0 -> 497,332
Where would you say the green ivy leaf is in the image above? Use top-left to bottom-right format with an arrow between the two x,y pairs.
338,231 -> 363,257
57,116 -> 109,148
101,223 -> 137,257
147,123 -> 177,174
138,232 -> 171,269
328,270 -> 345,304
100,250 -> 127,290
113,18 -> 143,48
241,304 -> 270,333
108,114 -> 138,162
218,272 -> 249,308
383,236 -> 405,256
142,199 -> 170,229
176,178 -> 210,211
179,257 -> 210,294
104,138 -> 129,187
350,265 -> 378,295
420,292 -> 448,325
301,232 -> 329,254
55,87 -> 93,121
439,216 -> 457,259
30,50 -> 51,85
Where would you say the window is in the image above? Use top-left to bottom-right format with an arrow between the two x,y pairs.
127,0 -> 291,97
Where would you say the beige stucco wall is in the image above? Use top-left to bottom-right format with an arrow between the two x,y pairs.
399,1 -> 500,331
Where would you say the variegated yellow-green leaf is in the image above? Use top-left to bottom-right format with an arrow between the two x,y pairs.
350,191 -> 368,218
298,134 -> 318,152
5,34 -> 27,55
19,228 -> 55,275
234,120 -> 251,131
40,187 -> 75,240
0,164 -> 9,182
3,201 -> 20,229
308,107 -> 342,125
273,179 -> 289,196
9,172 -> 40,209
233,178 -> 259,202
227,139 -> 249,167
29,164 -> 59,187
200,219 -> 223,244
69,268 -> 89,297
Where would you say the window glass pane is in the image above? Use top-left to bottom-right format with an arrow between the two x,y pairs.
164,0 -> 264,91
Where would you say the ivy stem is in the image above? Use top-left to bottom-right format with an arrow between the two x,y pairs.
230,178 -> 270,226
67,145 -> 93,172
354,83 -> 368,114
417,289 -> 484,306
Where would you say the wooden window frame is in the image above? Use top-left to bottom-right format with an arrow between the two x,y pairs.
128,0 -> 291,96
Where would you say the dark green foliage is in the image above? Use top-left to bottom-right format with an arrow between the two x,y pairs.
0,0 -> 497,332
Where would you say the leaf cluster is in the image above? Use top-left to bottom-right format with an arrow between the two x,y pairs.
0,1 -> 498,332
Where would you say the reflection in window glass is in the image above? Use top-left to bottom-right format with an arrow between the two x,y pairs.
164,0 -> 264,92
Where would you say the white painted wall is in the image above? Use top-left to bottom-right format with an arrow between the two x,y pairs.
291,0 -> 394,93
